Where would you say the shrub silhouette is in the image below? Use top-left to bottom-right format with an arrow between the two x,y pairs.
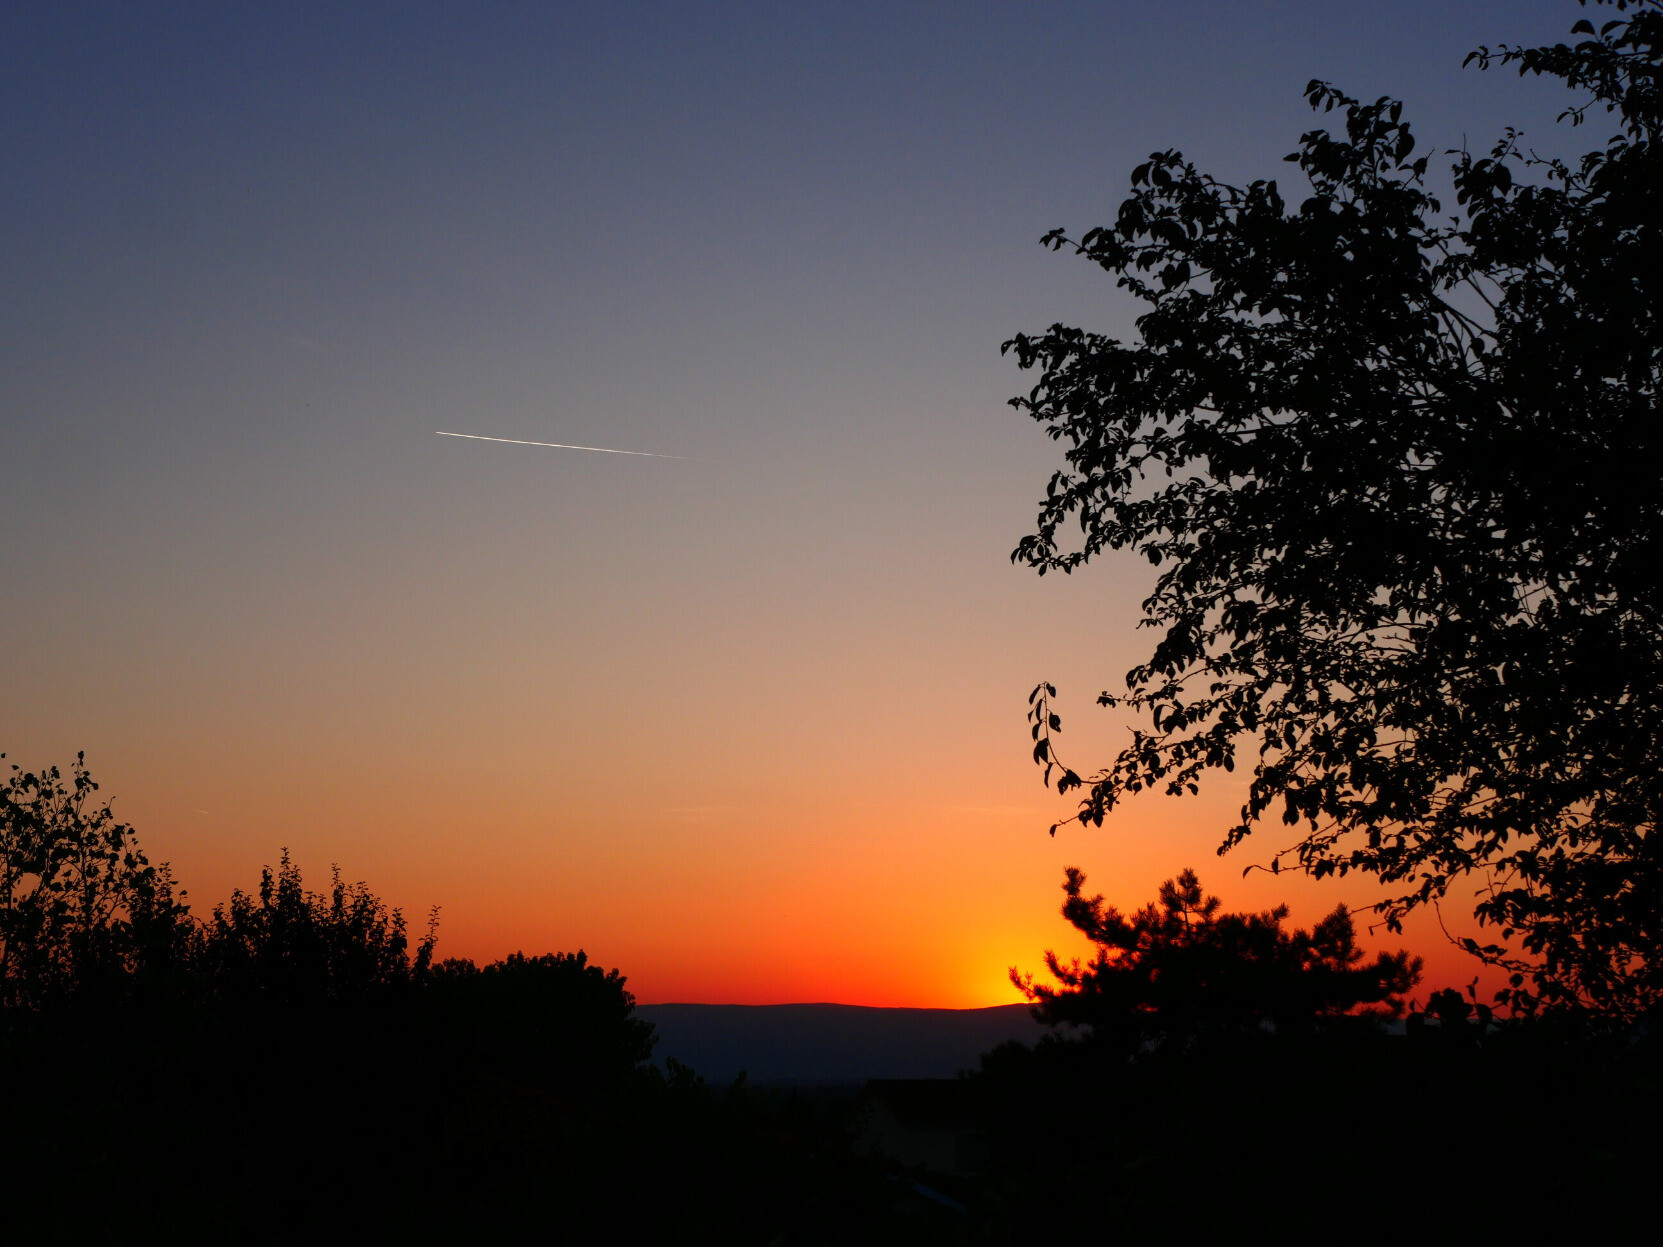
1012,867 -> 1421,1051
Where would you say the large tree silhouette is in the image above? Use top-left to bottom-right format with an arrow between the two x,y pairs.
1010,1 -> 1661,1019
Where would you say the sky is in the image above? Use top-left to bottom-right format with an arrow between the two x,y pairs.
1,1 -> 1587,1006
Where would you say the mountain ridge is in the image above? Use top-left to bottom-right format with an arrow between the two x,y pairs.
637,1001 -> 1045,1083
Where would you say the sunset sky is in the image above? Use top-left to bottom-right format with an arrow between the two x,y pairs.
2,1 -> 1581,1005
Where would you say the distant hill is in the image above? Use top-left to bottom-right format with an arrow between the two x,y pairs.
636,1002 -> 1045,1084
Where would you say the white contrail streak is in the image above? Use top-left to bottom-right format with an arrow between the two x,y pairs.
436,431 -> 689,459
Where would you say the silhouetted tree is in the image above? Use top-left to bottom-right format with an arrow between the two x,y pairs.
0,752 -> 190,1010
1011,0 -> 1663,1019
195,848 -> 436,1006
430,950 -> 656,1091
1012,868 -> 1419,1051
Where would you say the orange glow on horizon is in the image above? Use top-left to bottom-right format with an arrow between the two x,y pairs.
68,735 -> 1495,1011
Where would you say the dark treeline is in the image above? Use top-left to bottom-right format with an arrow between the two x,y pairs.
6,756 -> 1660,1241
0,756 -> 911,1243
6,779 -> 1644,1227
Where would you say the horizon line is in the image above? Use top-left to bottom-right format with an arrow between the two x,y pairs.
638,1001 -> 1031,1010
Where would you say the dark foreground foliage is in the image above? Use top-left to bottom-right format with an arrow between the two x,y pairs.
27,984 -> 1653,1245
0,757 -> 940,1243
0,1000 -> 939,1244
3,755 -> 1658,1240
963,1019 -> 1663,1238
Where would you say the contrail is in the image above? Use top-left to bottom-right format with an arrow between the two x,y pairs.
436,430 -> 689,459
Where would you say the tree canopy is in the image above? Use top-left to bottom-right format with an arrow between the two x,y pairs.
0,752 -> 658,1089
1013,868 -> 1420,1050
0,752 -> 190,1009
429,950 -> 658,1088
1010,1 -> 1661,1020
196,848 -> 437,1005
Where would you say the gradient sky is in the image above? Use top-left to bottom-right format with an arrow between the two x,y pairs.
2,1 -> 1585,1005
